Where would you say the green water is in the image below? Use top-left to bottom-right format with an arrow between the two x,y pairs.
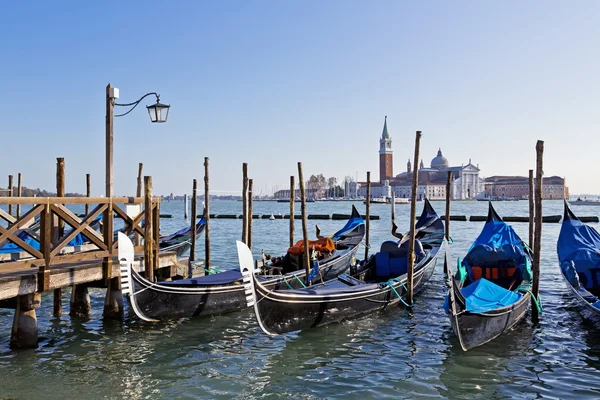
1,200 -> 599,399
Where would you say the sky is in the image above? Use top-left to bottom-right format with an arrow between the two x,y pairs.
1,1 -> 598,196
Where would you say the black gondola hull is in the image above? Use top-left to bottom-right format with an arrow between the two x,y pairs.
126,239 -> 361,320
448,284 -> 531,351
251,245 -> 441,334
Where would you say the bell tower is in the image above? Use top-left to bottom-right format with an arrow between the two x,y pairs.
379,116 -> 393,182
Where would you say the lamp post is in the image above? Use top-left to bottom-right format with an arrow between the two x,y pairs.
105,83 -> 170,198
103,83 -> 169,319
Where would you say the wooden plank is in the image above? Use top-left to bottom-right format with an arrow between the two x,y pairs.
0,208 -> 16,224
51,204 -> 107,251
113,204 -> 145,237
49,204 -> 106,258
0,204 -> 44,248
0,225 -> 44,260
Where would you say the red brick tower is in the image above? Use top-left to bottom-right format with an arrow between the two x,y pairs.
379,116 -> 393,182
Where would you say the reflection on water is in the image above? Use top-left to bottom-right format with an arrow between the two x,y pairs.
0,200 -> 599,399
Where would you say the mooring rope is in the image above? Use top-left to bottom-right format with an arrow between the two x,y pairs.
515,283 -> 543,315
381,277 -> 412,307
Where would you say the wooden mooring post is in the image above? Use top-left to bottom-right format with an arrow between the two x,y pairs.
248,179 -> 254,251
407,131 -> 422,305
444,171 -> 451,275
298,162 -> 311,282
183,194 -> 188,219
189,179 -> 197,278
85,173 -> 91,215
54,158 -> 65,317
289,176 -> 295,247
7,175 -> 13,216
204,157 -> 211,272
532,141 -> 544,323
135,164 -> 143,246
365,171 -> 371,260
242,163 -> 249,244
144,176 -> 154,282
16,173 -> 22,218
528,169 -> 534,248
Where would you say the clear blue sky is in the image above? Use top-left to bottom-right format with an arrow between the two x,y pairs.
1,1 -> 598,196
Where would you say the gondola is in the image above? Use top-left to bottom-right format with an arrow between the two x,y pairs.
557,201 -> 600,327
118,206 -> 365,322
444,202 -> 535,351
158,217 -> 206,256
240,199 -> 446,335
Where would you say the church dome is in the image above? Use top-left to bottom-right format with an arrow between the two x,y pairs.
431,148 -> 449,169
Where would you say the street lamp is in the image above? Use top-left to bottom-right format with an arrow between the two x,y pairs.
105,83 -> 170,198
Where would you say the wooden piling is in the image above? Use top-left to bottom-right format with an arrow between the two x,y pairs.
532,141 -> 543,323
242,163 -> 249,244
289,176 -> 295,247
144,176 -> 154,282
85,173 -> 91,215
189,179 -> 197,277
528,169 -> 534,248
365,172 -> 371,260
136,163 -> 143,197
70,284 -> 91,319
135,163 -> 143,246
204,157 -> 211,272
184,194 -> 188,219
54,157 -> 65,317
10,293 -> 40,349
444,171 -> 451,274
16,173 -> 22,218
407,131 -> 422,304
297,162 -> 311,280
248,178 -> 254,250
8,175 -> 13,216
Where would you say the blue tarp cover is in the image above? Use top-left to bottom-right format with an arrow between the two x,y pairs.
461,203 -> 530,281
159,218 -> 206,244
0,231 -> 86,254
444,278 -> 523,313
557,207 -> 600,289
331,206 -> 364,241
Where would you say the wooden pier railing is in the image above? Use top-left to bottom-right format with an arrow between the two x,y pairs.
0,196 -> 160,290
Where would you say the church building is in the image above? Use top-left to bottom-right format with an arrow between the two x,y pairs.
357,117 -> 485,200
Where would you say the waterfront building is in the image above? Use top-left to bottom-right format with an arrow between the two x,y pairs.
481,176 -> 569,200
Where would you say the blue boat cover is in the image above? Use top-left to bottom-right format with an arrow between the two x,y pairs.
158,269 -> 242,286
456,203 -> 531,283
0,231 -> 87,254
443,278 -> 523,313
331,205 -> 364,241
557,203 -> 600,290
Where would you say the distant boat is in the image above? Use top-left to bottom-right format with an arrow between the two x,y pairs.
570,198 -> 600,206
269,214 -> 275,220
364,197 -> 410,204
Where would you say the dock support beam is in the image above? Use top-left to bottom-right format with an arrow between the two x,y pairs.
10,293 -> 40,349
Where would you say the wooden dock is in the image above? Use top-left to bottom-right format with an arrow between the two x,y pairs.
0,195 -> 181,348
